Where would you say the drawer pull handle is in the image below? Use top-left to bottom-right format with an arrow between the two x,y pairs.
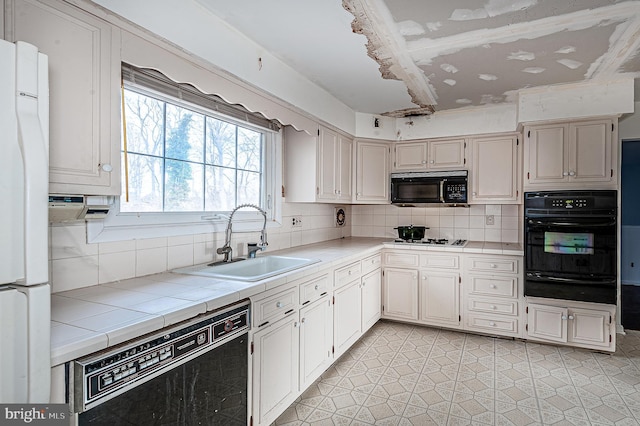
276,302 -> 284,308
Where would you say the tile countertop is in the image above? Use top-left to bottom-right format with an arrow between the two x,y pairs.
50,237 -> 523,366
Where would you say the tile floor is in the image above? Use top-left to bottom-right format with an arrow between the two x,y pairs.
274,320 -> 640,425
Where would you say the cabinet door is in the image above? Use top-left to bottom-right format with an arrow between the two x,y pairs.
470,135 -> 518,202
7,0 -> 121,195
526,303 -> 568,343
526,124 -> 568,184
317,127 -> 338,201
252,315 -> 299,426
429,139 -> 465,169
361,269 -> 381,332
333,279 -> 362,357
569,308 -> 610,348
569,120 -> 613,182
394,142 -> 427,170
337,135 -> 353,201
299,297 -> 333,389
420,271 -> 460,326
356,141 -> 389,202
382,268 -> 419,321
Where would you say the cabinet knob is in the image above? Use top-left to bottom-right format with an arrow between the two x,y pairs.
568,315 -> 574,320
569,171 -> 576,176
490,264 -> 497,268
561,315 -> 568,320
294,321 -> 300,328
357,192 -> 362,196
276,302 -> 284,308
348,270 -> 352,275
429,160 -> 434,164
301,317 -> 306,324
490,284 -> 496,289
314,284 -> 319,290
563,171 -> 569,176
101,163 -> 113,172
490,305 -> 497,310
472,192 -> 477,196
422,160 -> 427,164
489,322 -> 496,327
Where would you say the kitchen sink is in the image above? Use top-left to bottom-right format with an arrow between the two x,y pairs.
173,255 -> 320,282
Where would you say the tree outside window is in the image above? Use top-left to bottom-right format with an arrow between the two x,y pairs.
121,88 -> 263,213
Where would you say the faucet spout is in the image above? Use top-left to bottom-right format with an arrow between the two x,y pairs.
216,203 -> 268,263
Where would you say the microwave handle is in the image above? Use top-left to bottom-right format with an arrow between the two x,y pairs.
439,180 -> 445,203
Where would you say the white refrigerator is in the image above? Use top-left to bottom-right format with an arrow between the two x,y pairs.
0,39 -> 51,403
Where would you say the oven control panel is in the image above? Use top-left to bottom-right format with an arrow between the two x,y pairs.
547,198 -> 590,209
73,301 -> 249,412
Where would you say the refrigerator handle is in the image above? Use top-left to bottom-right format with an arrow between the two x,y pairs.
15,42 -> 49,286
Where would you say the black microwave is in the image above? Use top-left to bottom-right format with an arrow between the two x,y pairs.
390,170 -> 468,205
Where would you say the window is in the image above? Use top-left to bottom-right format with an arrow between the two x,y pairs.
87,65 -> 282,243
122,87 -> 264,213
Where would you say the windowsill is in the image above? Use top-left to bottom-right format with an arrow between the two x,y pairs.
87,211 -> 283,243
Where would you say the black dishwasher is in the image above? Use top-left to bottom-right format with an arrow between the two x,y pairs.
72,301 -> 250,425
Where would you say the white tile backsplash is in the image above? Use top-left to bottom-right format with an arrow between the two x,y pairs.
49,202 -> 520,294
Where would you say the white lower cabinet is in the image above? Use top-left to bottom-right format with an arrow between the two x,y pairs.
333,278 -> 362,358
299,297 -> 333,390
382,267 -> 419,321
526,299 -> 615,351
382,251 -> 461,328
361,269 -> 382,331
463,254 -> 523,338
420,270 -> 460,328
252,314 -> 299,426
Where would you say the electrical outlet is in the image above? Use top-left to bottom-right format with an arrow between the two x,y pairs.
292,216 -> 302,228
485,215 -> 495,226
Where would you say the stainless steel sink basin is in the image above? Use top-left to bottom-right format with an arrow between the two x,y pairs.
173,256 -> 320,282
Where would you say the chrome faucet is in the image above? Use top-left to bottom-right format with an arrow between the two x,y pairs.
216,203 -> 268,262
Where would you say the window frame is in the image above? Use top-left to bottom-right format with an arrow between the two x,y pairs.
87,81 -> 283,244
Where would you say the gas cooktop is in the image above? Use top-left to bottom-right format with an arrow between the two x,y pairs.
392,238 -> 468,247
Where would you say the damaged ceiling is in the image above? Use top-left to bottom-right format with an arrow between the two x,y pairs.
196,0 -> 640,117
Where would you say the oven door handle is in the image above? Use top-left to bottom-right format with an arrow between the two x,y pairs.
527,219 -> 616,227
526,272 -> 616,286
439,180 -> 445,203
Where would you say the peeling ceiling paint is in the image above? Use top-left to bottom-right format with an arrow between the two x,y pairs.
195,0 -> 640,116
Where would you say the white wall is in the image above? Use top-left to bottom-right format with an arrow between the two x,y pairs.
620,102 -> 640,140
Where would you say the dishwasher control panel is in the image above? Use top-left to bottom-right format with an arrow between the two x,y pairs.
73,300 -> 249,412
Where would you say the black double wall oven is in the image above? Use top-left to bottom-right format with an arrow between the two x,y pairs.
524,190 -> 617,305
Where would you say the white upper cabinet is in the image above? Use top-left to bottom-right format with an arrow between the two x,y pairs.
5,0 -> 121,195
355,139 -> 389,203
469,134 -> 519,203
393,138 -> 466,171
524,118 -> 617,189
284,126 -> 352,203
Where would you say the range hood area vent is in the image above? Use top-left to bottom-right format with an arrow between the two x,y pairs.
48,195 -> 110,223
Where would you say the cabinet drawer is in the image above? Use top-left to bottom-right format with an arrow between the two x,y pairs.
362,253 -> 382,275
335,261 -> 362,288
467,257 -> 518,274
421,254 -> 459,269
300,274 -> 330,305
466,314 -> 519,335
467,298 -> 518,316
468,275 -> 517,298
253,287 -> 298,327
383,252 -> 419,268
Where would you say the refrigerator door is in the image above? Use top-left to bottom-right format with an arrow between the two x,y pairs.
0,287 -> 28,402
0,39 -> 51,403
0,40 -> 49,286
